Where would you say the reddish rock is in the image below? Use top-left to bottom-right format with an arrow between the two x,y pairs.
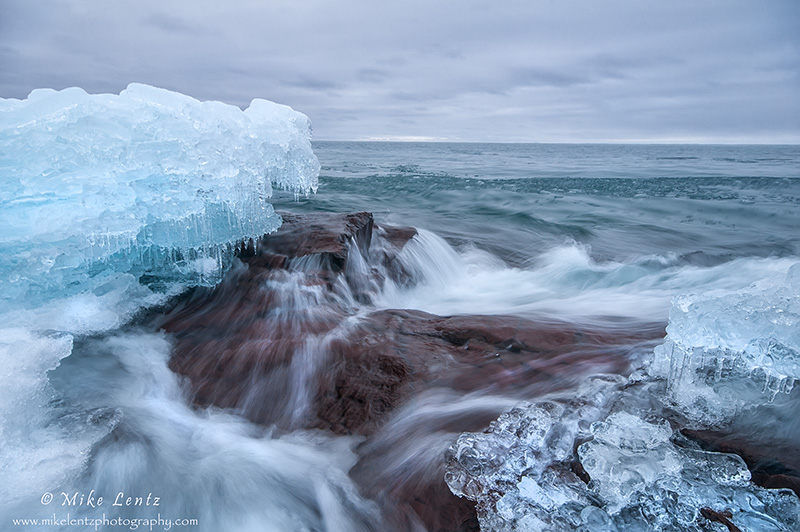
163,212 -> 419,423
313,309 -> 664,435
700,507 -> 743,532
241,210 -> 374,269
158,211 -> 665,532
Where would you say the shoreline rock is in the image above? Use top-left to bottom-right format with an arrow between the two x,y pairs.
157,211 -> 665,532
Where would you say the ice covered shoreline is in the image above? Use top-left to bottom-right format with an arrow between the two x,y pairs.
2,85 -> 799,532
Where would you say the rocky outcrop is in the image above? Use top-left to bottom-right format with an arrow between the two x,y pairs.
313,310 -> 662,435
163,212 -> 662,434
158,211 -> 664,532
239,211 -> 375,273
163,211 -> 421,421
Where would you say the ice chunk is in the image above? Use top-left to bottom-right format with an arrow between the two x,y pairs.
446,265 -> 800,531
579,412 -> 682,513
651,264 -> 800,425
446,378 -> 800,531
0,84 -> 319,307
445,376 -> 625,531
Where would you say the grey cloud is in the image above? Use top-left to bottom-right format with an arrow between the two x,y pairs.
0,0 -> 797,143
508,67 -> 591,88
281,75 -> 342,91
357,68 -> 390,83
143,13 -> 198,34
388,90 -> 447,102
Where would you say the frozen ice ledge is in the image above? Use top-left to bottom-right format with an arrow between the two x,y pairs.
0,83 -> 319,307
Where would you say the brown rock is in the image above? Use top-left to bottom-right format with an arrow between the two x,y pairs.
162,212 -> 420,425
158,211 -> 665,532
242,211 -> 374,271
700,507 -> 743,532
313,309 -> 664,435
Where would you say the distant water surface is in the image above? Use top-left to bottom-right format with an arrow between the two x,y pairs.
274,142 -> 800,268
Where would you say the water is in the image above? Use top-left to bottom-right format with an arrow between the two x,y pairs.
277,142 -> 800,264
4,139 -> 800,531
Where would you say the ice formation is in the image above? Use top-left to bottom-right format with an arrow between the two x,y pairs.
446,379 -> 800,531
0,83 -> 319,306
0,84 -> 319,509
651,263 -> 800,426
446,265 -> 800,531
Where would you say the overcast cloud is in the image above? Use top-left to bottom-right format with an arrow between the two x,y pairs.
1,0 -> 798,142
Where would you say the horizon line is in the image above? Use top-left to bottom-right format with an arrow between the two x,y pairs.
312,138 -> 800,146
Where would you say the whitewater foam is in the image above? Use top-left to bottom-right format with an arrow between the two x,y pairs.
0,330 -> 381,531
376,230 -> 797,325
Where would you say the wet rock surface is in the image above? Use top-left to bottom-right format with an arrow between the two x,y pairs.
158,211 -> 666,532
239,211 -> 375,273
313,309 -> 662,435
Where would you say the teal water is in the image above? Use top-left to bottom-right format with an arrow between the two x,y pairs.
275,142 -> 800,268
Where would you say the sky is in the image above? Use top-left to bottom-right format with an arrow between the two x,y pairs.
1,0 -> 798,143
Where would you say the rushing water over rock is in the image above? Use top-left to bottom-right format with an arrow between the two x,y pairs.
156,211 -> 669,530
3,93 -> 800,531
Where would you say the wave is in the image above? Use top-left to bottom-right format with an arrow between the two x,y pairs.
376,229 -> 797,325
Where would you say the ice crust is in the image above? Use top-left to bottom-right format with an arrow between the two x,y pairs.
446,266 -> 800,531
0,83 -> 319,305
